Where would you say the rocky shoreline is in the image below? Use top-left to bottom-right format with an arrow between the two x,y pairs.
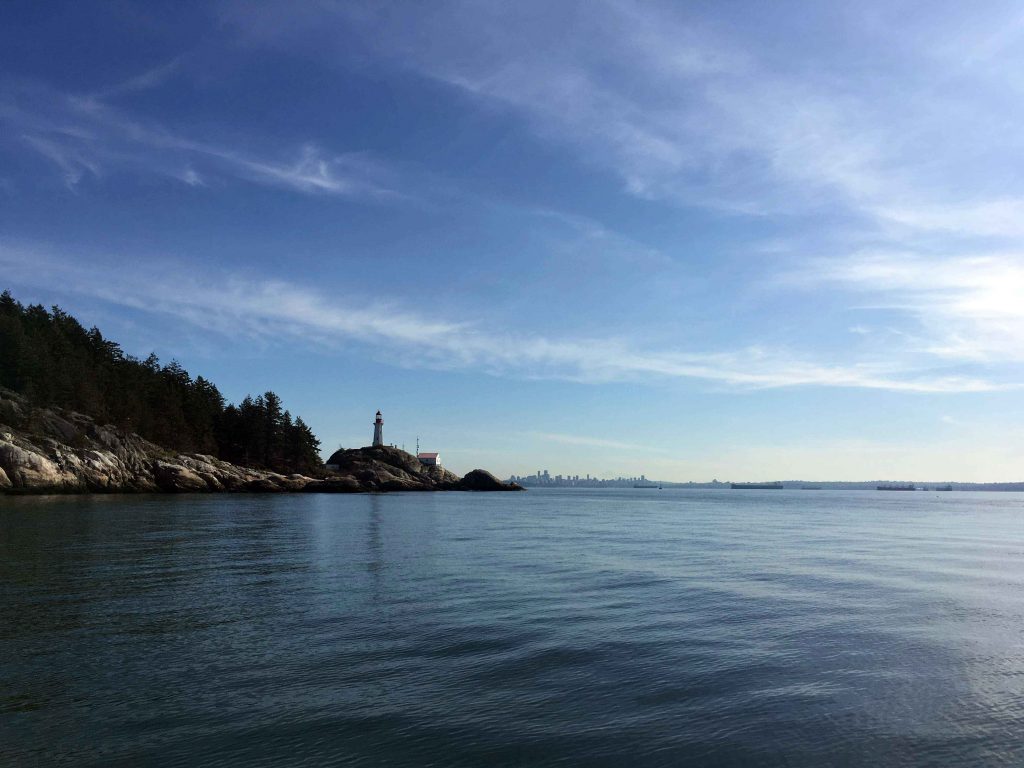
0,390 -> 523,495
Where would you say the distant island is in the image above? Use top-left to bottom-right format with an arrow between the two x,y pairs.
0,291 -> 520,494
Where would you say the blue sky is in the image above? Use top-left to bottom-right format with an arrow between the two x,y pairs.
3,0 -> 1024,480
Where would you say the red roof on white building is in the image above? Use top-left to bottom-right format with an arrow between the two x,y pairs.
417,452 -> 439,459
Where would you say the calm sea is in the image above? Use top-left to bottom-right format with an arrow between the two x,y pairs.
3,489 -> 1024,766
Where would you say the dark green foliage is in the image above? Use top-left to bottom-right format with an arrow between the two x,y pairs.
0,290 -> 322,474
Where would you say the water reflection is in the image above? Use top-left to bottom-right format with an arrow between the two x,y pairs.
366,493 -> 384,580
2,490 -> 1024,766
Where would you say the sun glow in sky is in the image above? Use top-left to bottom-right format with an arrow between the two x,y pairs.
4,1 -> 1024,480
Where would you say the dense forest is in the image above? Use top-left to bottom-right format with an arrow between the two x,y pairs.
0,290 -> 323,475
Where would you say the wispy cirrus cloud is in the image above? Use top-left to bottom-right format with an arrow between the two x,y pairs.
872,199 -> 1024,239
222,1 -> 1024,239
20,134 -> 102,188
801,251 -> 1024,364
88,57 -> 185,101
0,241 -> 1007,394
529,432 -> 663,453
0,78 -> 399,198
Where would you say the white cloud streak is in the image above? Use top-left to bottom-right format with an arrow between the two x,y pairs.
804,251 -> 1024,363
529,432 -> 662,452
223,1 -> 1024,238
0,243 -> 1007,393
21,134 -> 101,188
1,79 -> 398,198
7,5 -> 1024,395
89,57 -> 184,100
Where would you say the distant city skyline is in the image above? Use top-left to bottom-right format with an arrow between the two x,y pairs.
510,471 -> 654,488
3,2 -> 1024,480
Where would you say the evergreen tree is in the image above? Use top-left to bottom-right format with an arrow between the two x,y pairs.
0,291 -> 323,475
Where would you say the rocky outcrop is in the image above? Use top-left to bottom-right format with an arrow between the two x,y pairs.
0,389 -> 523,495
459,469 -> 524,491
0,440 -> 72,489
314,445 -> 462,492
308,447 -> 522,492
0,389 -> 316,494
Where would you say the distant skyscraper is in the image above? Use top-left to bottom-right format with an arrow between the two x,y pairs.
372,410 -> 384,447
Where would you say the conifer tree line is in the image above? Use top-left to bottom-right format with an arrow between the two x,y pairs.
0,290 -> 323,474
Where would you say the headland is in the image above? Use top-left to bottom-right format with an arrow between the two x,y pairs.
0,389 -> 522,495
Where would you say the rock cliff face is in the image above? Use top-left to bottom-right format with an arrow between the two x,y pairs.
0,390 -> 313,494
0,390 -> 523,494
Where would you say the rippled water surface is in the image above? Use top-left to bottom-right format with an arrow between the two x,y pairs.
3,489 -> 1024,766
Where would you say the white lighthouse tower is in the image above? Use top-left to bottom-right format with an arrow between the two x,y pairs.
372,410 -> 384,447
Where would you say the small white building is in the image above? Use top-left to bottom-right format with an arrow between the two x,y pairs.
418,452 -> 441,467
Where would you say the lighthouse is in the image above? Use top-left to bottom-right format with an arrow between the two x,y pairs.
372,410 -> 384,447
